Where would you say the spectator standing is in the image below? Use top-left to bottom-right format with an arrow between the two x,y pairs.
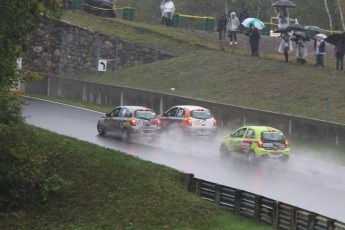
239,7 -> 250,33
227,12 -> 240,45
296,37 -> 308,64
217,12 -> 227,41
278,30 -> 293,62
160,0 -> 166,25
161,0 -> 175,26
315,35 -> 326,67
245,24 -> 261,57
277,7 -> 289,28
334,41 -> 345,70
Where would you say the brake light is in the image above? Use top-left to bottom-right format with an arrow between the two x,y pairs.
157,119 -> 161,126
258,140 -> 264,148
130,119 -> 136,126
198,108 -> 203,111
284,140 -> 289,148
213,119 -> 217,126
187,119 -> 192,126
269,129 -> 275,132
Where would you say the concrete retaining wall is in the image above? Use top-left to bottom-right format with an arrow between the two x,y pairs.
25,76 -> 345,147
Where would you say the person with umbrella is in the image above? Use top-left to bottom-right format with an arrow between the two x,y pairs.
245,23 -> 261,57
315,34 -> 326,67
334,40 -> 345,70
277,28 -> 293,62
277,7 -> 290,28
272,0 -> 296,28
294,32 -> 308,64
325,33 -> 345,70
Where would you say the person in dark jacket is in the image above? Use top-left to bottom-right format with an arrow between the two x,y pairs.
245,24 -> 261,57
217,12 -> 227,41
239,7 -> 250,33
315,35 -> 326,67
334,41 -> 345,70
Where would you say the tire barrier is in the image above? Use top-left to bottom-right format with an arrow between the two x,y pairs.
185,174 -> 345,230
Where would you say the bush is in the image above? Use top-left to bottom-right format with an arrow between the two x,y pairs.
0,123 -> 57,211
0,93 -> 60,211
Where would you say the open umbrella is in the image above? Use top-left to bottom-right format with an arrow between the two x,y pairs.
274,27 -> 291,33
293,31 -> 309,40
241,18 -> 265,29
287,23 -> 305,31
305,25 -> 325,34
272,0 -> 297,8
325,33 -> 345,46
315,34 -> 327,40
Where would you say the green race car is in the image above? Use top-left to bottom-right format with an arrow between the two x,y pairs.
220,126 -> 290,162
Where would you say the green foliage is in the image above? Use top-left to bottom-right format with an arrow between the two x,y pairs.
41,175 -> 72,202
0,0 -> 62,211
0,91 -> 23,124
0,127 -> 271,229
0,0 -> 61,88
0,124 -> 57,211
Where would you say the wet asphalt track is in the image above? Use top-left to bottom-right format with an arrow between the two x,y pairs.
22,97 -> 345,222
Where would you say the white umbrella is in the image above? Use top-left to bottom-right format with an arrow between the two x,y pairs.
241,18 -> 265,30
315,33 -> 327,40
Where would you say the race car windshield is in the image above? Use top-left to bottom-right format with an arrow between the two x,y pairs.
134,110 -> 156,120
261,132 -> 285,141
190,110 -> 212,119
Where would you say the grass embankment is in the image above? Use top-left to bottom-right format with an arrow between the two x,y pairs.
61,12 -> 345,124
0,125 -> 272,230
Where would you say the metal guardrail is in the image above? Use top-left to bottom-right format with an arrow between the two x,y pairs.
183,173 -> 345,230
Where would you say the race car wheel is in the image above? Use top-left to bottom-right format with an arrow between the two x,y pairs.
220,144 -> 229,157
97,124 -> 106,136
121,128 -> 130,142
247,150 -> 257,163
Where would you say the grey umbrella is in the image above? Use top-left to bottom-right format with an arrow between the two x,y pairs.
272,0 -> 297,8
274,27 -> 291,33
294,31 -> 309,40
305,25 -> 325,34
287,23 -> 305,31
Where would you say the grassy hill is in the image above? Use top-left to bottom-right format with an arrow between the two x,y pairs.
113,0 -> 345,32
0,126 -> 272,230
61,11 -> 345,124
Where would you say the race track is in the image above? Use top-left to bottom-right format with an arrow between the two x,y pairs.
22,97 -> 345,222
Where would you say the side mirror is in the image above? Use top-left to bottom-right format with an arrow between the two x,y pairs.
230,134 -> 235,137
105,113 -> 110,117
126,113 -> 133,118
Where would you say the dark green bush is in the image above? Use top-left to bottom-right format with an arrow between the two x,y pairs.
0,93 -> 58,211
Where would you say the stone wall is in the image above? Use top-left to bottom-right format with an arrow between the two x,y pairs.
23,20 -> 172,74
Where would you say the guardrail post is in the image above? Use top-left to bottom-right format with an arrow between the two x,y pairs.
235,190 -> 242,215
180,173 -> 194,192
194,178 -> 201,195
215,184 -> 221,204
254,196 -> 260,222
291,207 -> 297,230
272,201 -> 278,229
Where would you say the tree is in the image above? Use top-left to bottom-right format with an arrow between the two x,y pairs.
0,0 -> 61,211
0,0 -> 61,89
338,0 -> 345,30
